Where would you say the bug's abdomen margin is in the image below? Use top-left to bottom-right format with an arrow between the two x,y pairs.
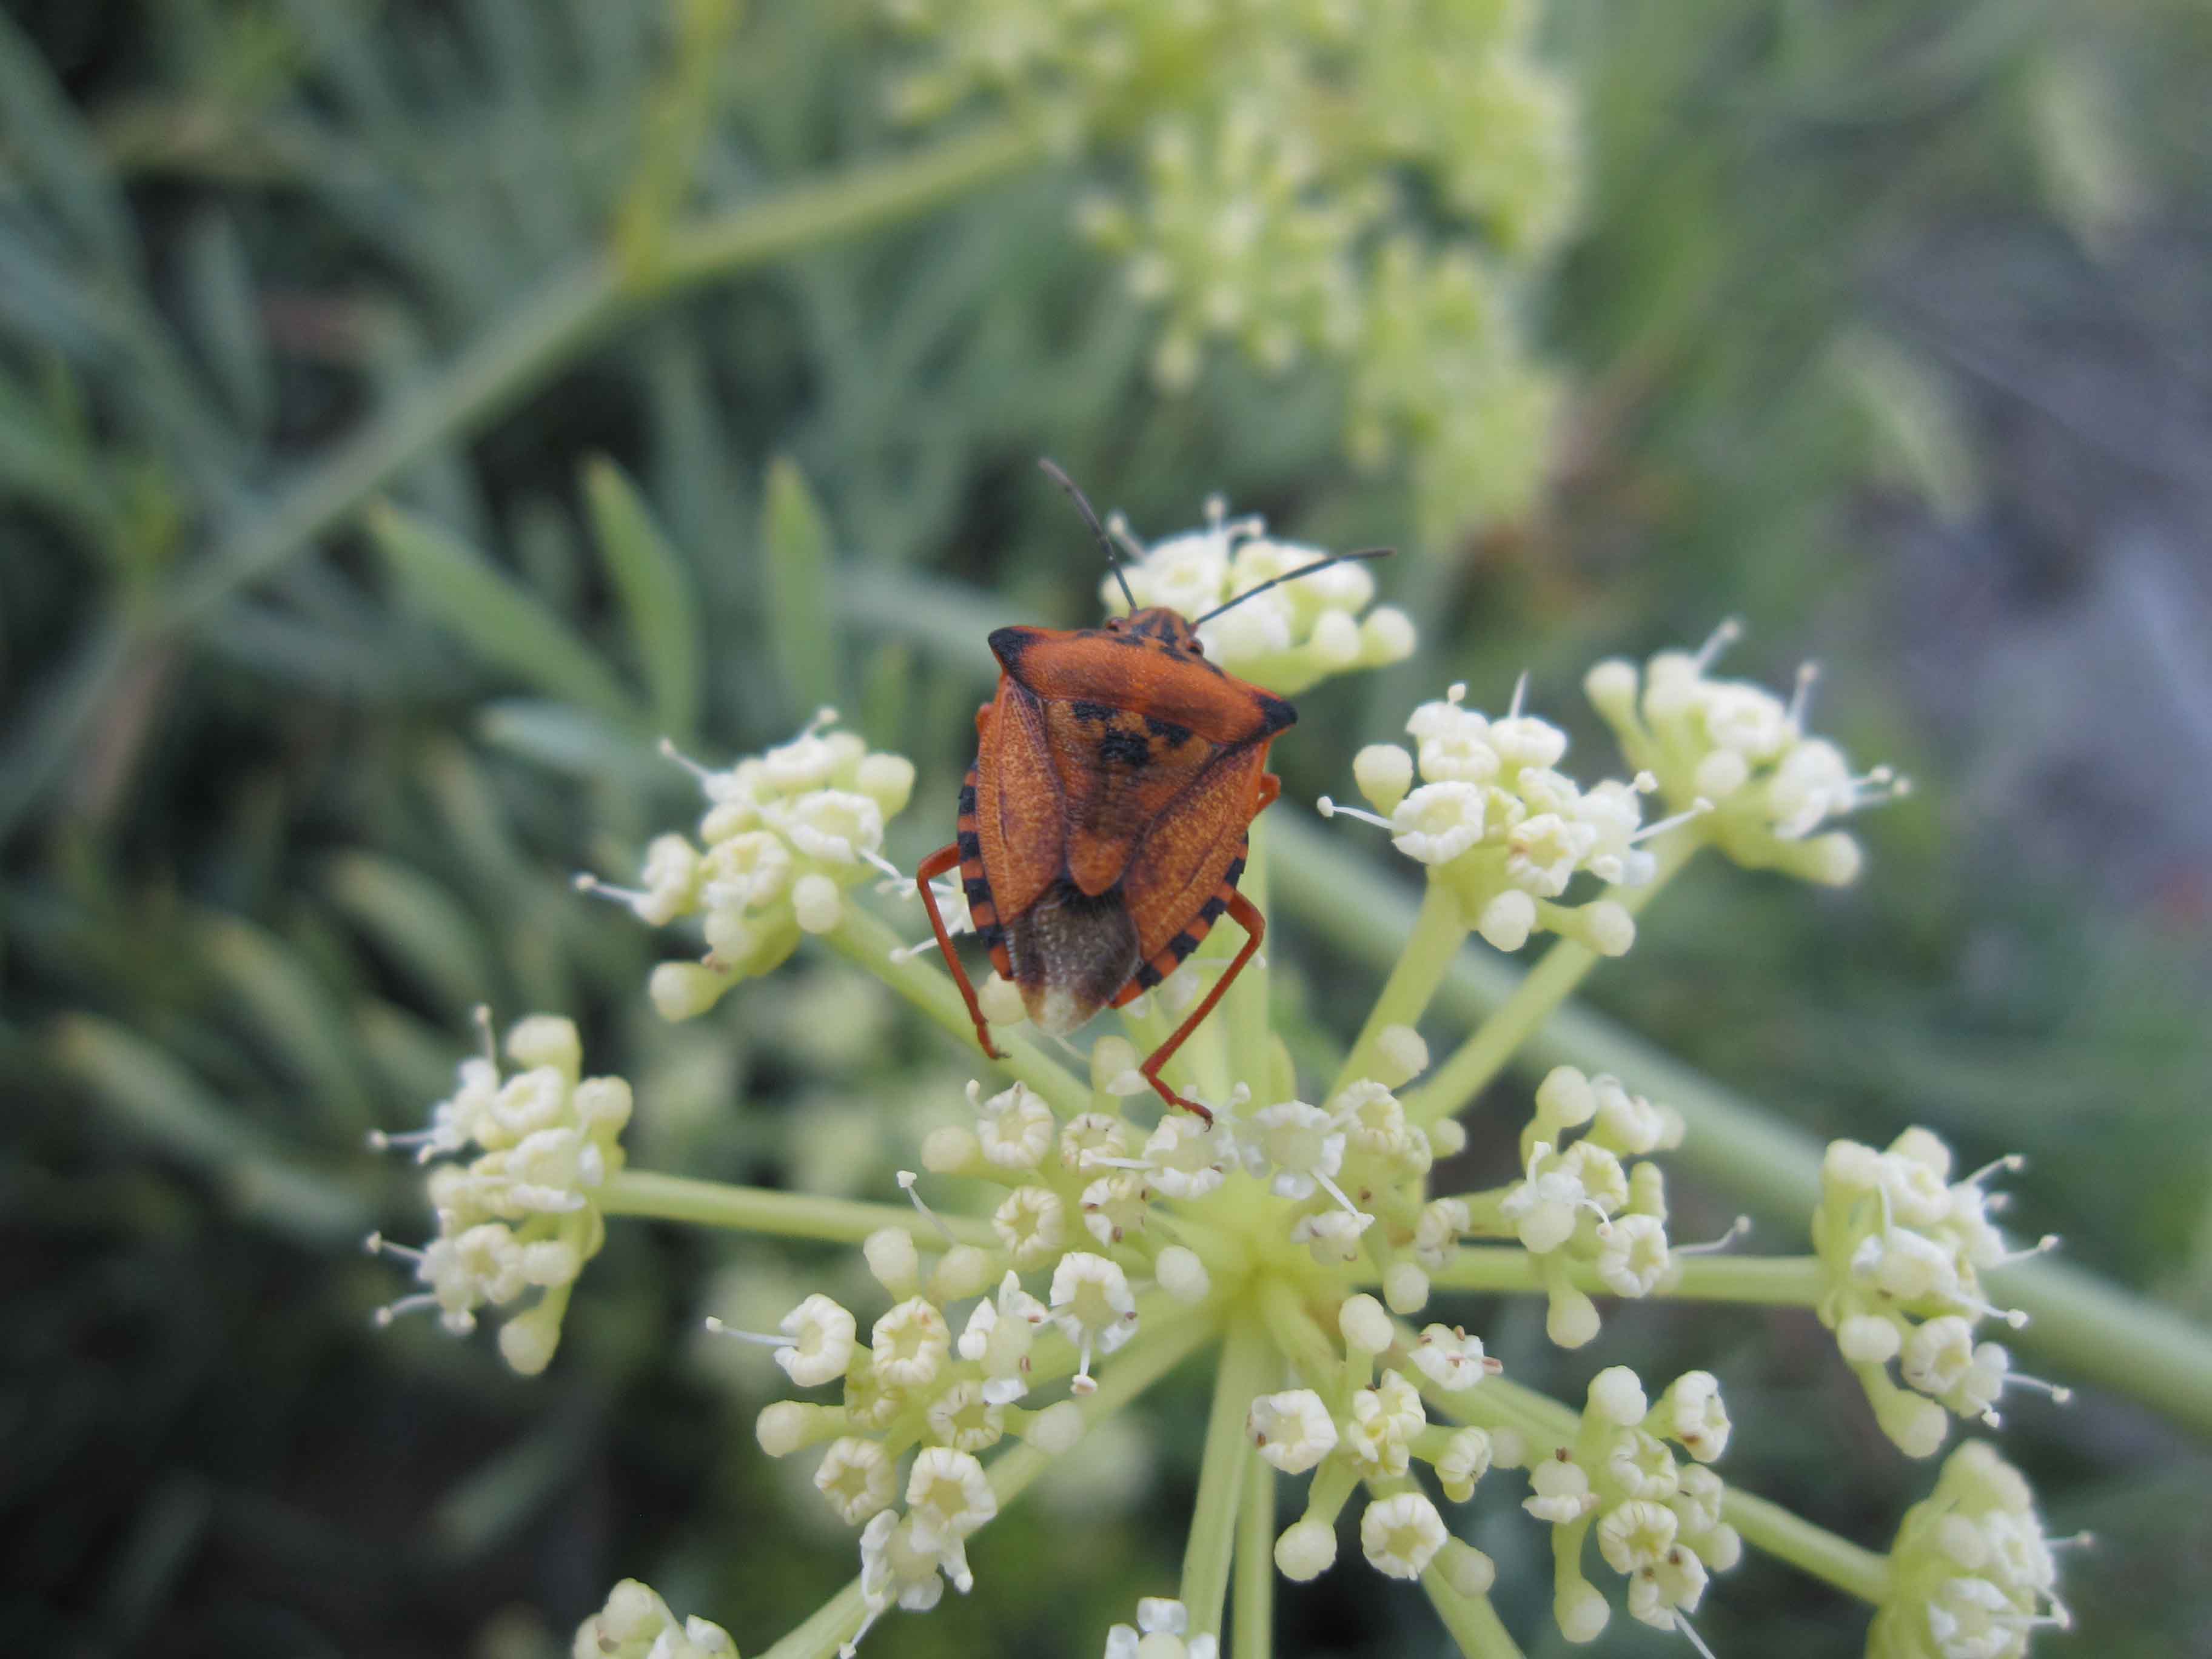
955,767 -> 1014,984
1108,844 -> 1246,1007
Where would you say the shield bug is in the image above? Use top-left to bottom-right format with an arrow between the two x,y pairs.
914,460 -> 1390,1122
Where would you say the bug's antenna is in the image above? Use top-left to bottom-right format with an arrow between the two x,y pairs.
1039,457 -> 1138,612
1189,547 -> 1394,627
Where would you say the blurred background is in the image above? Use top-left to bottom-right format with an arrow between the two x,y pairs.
4,2 -> 2210,1656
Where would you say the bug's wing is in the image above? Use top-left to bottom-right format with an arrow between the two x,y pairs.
1121,742 -> 1267,964
974,679 -> 1069,922
1040,702 -> 1228,897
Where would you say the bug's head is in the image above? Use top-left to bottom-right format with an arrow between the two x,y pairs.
1104,607 -> 1206,655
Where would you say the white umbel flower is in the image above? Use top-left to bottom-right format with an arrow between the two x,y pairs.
776,1293 -> 859,1387
1248,1389 -> 1338,1473
1361,1492 -> 1447,1579
1242,1100 -> 1349,1204
871,1298 -> 951,1389
1410,1324 -> 1500,1392
814,1435 -> 898,1525
958,1271 -> 1051,1405
1050,1252 -> 1139,1393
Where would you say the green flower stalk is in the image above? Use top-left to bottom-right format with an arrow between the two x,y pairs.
365,574 -> 2061,1658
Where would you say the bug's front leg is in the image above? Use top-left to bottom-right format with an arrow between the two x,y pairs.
916,843 -> 1004,1061
1138,890 -> 1267,1127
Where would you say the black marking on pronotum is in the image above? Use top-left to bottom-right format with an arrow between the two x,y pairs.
1097,728 -> 1151,769
987,626 -> 1034,669
1256,695 -> 1296,736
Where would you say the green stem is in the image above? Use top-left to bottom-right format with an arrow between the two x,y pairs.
1401,831 -> 1697,1129
1424,1248 -> 1826,1307
1420,1567 -> 1525,1659
1723,1487 -> 1891,1607
1330,877 -> 1466,1103
1273,808 -> 2212,1444
759,1312 -> 1212,1659
825,902 -> 1091,1117
1232,1435 -> 1275,1659
1181,1318 -> 1273,1638
1227,817 -> 1273,1099
598,1169 -> 996,1247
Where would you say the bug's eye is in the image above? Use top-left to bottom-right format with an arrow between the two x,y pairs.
1187,637 -> 1204,656
1105,616 -> 1126,631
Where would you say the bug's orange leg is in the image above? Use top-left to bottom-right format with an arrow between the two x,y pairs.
1139,891 -> 1266,1127
916,843 -> 1005,1061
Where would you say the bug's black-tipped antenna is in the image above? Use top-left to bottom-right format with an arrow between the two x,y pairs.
1039,457 -> 1138,613
1188,547 -> 1395,628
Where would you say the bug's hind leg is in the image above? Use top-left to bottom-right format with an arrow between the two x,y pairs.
1138,891 -> 1266,1128
917,843 -> 1004,1061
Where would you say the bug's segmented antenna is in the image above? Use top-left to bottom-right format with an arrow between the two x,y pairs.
1039,456 -> 1138,613
1188,546 -> 1395,627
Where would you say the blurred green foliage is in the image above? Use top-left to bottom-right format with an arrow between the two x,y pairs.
4,2 -> 2210,1656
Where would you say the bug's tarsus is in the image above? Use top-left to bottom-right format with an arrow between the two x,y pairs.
1189,546 -> 1395,628
1039,456 -> 1139,613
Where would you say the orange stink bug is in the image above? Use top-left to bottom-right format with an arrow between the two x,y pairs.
914,460 -> 1390,1124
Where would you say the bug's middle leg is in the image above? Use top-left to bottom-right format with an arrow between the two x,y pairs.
1137,890 -> 1267,1127
916,842 -> 1004,1061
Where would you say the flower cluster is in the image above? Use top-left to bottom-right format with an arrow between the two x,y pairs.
1814,1129 -> 2065,1456
1325,679 -> 1690,957
1081,107 -> 1368,393
880,0 -> 1577,535
1871,1442 -> 2073,1659
1449,1065 -> 1692,1347
738,1168 -> 1114,1651
1258,1294 -> 1501,1592
381,583 -> 2081,1659
574,1580 -> 736,1659
1513,1367 -> 1740,1645
1346,236 -> 1568,541
1585,622 -> 1908,885
1096,492 -> 1415,694
580,711 -> 917,1022
367,1014 -> 630,1375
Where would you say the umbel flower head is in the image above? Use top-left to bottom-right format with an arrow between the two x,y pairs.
578,710 -> 917,1022
1870,1441 -> 2074,1659
366,549 -> 2071,1659
366,1014 -> 631,1376
1098,492 -> 1415,694
1814,1129 -> 2066,1456
1584,621 -> 1909,886
1322,677 -> 1701,958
